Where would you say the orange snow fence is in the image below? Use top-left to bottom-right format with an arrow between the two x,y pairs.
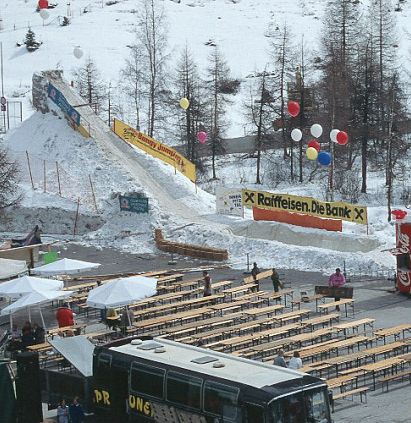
253,208 -> 342,232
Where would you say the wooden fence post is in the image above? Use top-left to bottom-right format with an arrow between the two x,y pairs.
89,175 -> 98,213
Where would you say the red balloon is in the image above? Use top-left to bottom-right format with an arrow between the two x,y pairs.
287,101 -> 300,117
38,0 -> 49,9
392,210 -> 407,220
307,139 -> 321,152
336,131 -> 349,145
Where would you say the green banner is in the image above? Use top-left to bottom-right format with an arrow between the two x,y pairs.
119,195 -> 149,213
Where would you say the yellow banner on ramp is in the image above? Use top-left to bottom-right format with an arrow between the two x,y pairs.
113,118 -> 196,183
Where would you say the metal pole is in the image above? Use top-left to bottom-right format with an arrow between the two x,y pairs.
246,253 -> 250,272
56,161 -> 62,196
43,159 -> 46,192
73,197 -> 80,236
0,42 -> 6,131
89,174 -> 98,212
26,150 -> 35,189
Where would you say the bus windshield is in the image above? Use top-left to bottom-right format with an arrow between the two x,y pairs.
270,388 -> 330,423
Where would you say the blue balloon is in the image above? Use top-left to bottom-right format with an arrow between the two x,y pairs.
317,151 -> 332,166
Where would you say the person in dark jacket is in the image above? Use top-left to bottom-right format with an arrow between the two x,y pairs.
271,268 -> 283,293
251,262 -> 260,281
203,270 -> 212,297
69,396 -> 84,423
32,323 -> 45,344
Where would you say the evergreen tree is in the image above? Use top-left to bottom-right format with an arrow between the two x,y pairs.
25,28 -> 39,51
206,47 -> 233,179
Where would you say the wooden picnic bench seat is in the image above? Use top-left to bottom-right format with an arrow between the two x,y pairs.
211,280 -> 234,293
222,283 -> 258,300
333,318 -> 375,337
63,281 -> 98,292
331,387 -> 369,412
242,304 -> 284,319
301,313 -> 340,330
374,323 -> 411,344
318,298 -> 355,317
378,368 -> 411,392
291,294 -> 324,311
272,308 -> 310,325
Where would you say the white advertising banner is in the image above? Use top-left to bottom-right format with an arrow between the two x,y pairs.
216,187 -> 243,216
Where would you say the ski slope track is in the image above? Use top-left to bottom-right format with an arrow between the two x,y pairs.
47,75 -> 229,232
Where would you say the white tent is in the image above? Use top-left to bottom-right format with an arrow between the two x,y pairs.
0,289 -> 73,329
0,258 -> 28,280
31,258 -> 101,276
87,276 -> 157,326
86,276 -> 157,309
0,275 -> 64,299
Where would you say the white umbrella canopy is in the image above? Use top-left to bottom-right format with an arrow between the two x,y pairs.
32,258 -> 101,276
1,289 -> 73,330
0,290 -> 73,316
86,276 -> 157,309
0,275 -> 64,300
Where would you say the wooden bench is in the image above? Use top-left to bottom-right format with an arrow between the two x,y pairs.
374,324 -> 411,345
331,387 -> 369,412
291,294 -> 324,311
318,298 -> 355,317
379,368 -> 411,392
334,318 -> 375,337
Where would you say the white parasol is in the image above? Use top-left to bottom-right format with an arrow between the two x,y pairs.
32,258 -> 101,276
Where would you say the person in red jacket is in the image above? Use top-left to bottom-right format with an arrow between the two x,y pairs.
56,303 -> 74,328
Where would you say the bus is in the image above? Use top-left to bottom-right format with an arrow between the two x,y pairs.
92,337 -> 331,423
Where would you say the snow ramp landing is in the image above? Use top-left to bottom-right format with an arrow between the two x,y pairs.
230,220 -> 380,253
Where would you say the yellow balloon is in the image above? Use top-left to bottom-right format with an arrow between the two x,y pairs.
179,97 -> 190,110
306,147 -> 318,160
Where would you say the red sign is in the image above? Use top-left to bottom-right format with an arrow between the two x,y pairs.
396,222 -> 411,293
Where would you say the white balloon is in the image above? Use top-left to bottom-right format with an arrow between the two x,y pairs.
330,129 -> 340,143
310,123 -> 323,138
291,128 -> 302,142
73,46 -> 84,59
39,9 -> 49,20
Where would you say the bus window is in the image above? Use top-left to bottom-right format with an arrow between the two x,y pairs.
130,363 -> 165,399
271,390 -> 330,423
271,393 -> 305,423
303,389 -> 330,423
244,402 -> 265,422
203,380 -> 239,421
166,371 -> 202,410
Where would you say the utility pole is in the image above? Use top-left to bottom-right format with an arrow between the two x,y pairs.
0,41 -> 6,132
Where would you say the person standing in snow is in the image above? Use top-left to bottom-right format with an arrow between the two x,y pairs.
328,268 -> 346,311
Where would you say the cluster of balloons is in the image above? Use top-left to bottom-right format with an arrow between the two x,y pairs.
288,101 -> 350,167
179,98 -> 207,145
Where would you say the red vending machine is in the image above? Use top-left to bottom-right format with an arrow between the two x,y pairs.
395,220 -> 411,294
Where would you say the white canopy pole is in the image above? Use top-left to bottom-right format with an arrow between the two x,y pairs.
127,305 -> 132,327
39,307 -> 46,331
9,313 -> 13,330
28,307 -> 31,321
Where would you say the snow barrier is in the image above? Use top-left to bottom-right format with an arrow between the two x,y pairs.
154,229 -> 228,261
